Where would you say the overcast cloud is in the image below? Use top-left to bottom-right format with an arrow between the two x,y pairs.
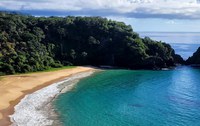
0,0 -> 200,19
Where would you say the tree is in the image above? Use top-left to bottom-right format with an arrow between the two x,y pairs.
0,11 -> 184,75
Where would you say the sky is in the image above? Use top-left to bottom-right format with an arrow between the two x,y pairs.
1,0 -> 200,32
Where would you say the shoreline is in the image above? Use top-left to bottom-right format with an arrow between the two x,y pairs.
10,71 -> 96,126
0,66 -> 97,126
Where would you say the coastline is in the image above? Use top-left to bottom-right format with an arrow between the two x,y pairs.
0,66 -> 97,126
10,71 -> 96,126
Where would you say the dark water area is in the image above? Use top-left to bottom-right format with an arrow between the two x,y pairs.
54,66 -> 200,126
139,32 -> 200,59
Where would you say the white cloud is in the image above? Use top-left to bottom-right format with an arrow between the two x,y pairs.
1,0 -> 200,19
165,20 -> 176,24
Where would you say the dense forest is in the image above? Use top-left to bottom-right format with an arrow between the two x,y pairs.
0,12 -> 184,75
186,47 -> 200,65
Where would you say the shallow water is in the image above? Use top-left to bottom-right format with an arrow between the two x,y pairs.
54,66 -> 200,126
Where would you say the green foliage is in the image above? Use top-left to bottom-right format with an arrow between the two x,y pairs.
0,63 -> 15,74
0,12 -> 183,75
186,47 -> 200,65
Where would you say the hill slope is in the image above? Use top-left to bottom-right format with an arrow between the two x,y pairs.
0,12 -> 183,75
186,47 -> 200,65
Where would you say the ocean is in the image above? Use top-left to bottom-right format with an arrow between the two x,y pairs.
54,67 -> 200,126
139,32 -> 200,60
53,32 -> 200,126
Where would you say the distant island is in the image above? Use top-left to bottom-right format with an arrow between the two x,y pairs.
0,12 -> 184,75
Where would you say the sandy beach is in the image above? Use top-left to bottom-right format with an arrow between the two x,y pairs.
0,66 -> 96,126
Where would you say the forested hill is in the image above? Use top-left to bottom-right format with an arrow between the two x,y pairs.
186,47 -> 200,65
0,12 -> 183,75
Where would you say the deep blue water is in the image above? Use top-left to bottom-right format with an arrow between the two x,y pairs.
54,66 -> 200,126
139,32 -> 200,59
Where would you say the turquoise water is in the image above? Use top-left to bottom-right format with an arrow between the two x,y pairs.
54,66 -> 200,126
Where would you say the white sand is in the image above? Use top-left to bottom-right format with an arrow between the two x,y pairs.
10,71 -> 94,126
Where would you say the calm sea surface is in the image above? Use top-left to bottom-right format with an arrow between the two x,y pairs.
54,66 -> 200,126
139,32 -> 200,59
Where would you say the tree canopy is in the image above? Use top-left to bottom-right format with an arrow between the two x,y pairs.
186,47 -> 200,65
0,12 -> 184,75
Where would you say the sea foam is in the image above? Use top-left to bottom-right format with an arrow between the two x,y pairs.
10,71 -> 94,126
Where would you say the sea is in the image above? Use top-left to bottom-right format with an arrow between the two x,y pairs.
54,67 -> 200,126
139,32 -> 200,60
53,32 -> 200,126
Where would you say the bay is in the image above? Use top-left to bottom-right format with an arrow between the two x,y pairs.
54,66 -> 200,126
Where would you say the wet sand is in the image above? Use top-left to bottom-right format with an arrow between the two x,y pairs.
0,66 -> 95,126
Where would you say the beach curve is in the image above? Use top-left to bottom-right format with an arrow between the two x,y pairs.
0,66 -> 97,126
